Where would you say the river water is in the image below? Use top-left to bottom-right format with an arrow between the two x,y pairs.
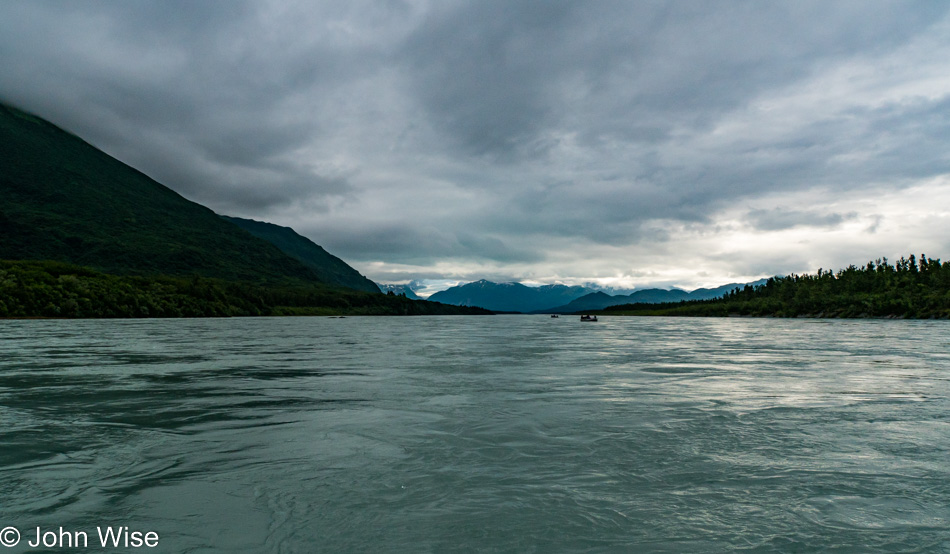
1,316 -> 948,552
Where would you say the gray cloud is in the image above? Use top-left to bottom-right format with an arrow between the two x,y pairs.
746,208 -> 858,232
2,1 -> 950,288
401,2 -> 946,160
300,221 -> 543,265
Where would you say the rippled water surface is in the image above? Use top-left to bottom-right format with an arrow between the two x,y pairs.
1,316 -> 949,552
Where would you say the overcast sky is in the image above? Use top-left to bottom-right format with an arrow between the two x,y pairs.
3,1 -> 950,294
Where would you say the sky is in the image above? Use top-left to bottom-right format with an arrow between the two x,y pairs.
3,1 -> 950,295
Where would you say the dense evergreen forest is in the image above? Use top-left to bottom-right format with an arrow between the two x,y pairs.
600,255 -> 950,318
0,260 -> 488,318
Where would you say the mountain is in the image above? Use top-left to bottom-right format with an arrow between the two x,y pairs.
426,278 -> 772,313
427,280 -> 593,312
542,289 -> 686,313
429,279 -> 765,313
376,283 -> 421,300
542,279 -> 771,313
222,216 -> 379,293
0,102 -> 349,286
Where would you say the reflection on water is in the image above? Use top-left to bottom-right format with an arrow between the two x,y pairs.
1,316 -> 949,552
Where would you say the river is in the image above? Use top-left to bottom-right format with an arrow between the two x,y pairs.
1,316 -> 948,552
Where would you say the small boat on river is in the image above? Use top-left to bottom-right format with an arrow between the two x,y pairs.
580,315 -> 598,322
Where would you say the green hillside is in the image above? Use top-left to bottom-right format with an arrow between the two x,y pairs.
221,216 -> 379,293
0,103 -> 317,284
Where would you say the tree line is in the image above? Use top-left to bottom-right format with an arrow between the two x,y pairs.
602,254 -> 950,318
0,260 -> 487,318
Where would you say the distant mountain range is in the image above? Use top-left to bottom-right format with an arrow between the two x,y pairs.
539,280 -> 770,313
427,280 -> 591,313
422,279 -> 770,313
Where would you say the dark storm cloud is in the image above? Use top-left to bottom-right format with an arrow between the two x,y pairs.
2,1 -> 950,285
400,0 -> 585,160
0,0 -> 391,210
390,1 -> 950,254
400,1 -> 947,162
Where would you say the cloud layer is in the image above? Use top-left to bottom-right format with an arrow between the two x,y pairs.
3,1 -> 950,290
